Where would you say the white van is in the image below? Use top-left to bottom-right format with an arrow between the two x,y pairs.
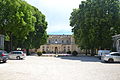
97,50 -> 111,59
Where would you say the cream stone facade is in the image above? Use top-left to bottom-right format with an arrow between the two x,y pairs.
37,35 -> 81,53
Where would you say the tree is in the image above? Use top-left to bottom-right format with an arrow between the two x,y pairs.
70,0 -> 120,56
10,5 -> 48,55
0,0 -> 48,52
21,6 -> 48,49
0,0 -> 36,50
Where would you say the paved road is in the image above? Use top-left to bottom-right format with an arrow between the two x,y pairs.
0,56 -> 120,80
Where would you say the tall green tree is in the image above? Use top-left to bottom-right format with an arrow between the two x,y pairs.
0,0 -> 36,37
14,6 -> 48,55
70,0 -> 120,55
0,0 -> 48,52
21,7 -> 48,49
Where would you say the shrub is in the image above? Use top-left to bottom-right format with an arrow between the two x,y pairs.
37,52 -> 42,56
72,51 -> 78,56
67,51 -> 71,54
42,51 -> 46,54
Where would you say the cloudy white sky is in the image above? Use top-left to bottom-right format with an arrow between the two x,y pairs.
25,0 -> 84,35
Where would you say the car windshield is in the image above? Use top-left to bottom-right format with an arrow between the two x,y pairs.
104,53 -> 109,55
4,51 -> 8,54
0,51 -> 8,54
0,52 -> 2,54
110,52 -> 120,54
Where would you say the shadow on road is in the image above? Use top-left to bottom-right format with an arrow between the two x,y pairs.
0,62 -> 7,64
101,61 -> 120,64
58,56 -> 101,62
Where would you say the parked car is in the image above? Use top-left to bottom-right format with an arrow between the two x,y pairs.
97,50 -> 111,59
101,52 -> 120,62
9,51 -> 26,60
0,50 -> 8,63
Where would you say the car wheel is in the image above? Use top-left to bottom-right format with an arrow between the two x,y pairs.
16,56 -> 21,60
3,59 -> 7,63
108,58 -> 114,63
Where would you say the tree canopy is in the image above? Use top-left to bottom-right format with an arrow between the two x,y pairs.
0,0 -> 48,51
21,6 -> 48,49
70,0 -> 120,54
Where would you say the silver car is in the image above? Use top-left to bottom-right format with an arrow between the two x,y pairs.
9,51 -> 26,60
0,50 -> 8,63
101,52 -> 120,62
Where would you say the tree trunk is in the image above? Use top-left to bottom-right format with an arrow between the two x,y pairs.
10,33 -> 13,51
26,49 -> 30,56
85,49 -> 87,55
91,49 -> 95,56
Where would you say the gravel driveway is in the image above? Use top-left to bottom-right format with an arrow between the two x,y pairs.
0,56 -> 120,80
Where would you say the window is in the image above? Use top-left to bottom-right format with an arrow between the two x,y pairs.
111,53 -> 120,56
62,40 -> 64,43
49,40 -> 51,43
12,52 -> 22,54
0,52 -> 2,54
42,46 -> 45,51
67,40 -> 69,43
68,46 -> 70,48
68,49 -> 70,51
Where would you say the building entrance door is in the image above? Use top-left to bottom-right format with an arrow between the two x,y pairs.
55,47 -> 58,54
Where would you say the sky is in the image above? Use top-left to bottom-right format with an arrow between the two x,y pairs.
25,0 -> 84,35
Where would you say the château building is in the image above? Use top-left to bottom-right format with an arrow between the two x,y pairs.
37,35 -> 81,53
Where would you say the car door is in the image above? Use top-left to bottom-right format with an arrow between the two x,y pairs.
112,53 -> 120,62
11,52 -> 17,59
14,52 -> 19,58
117,53 -> 120,62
